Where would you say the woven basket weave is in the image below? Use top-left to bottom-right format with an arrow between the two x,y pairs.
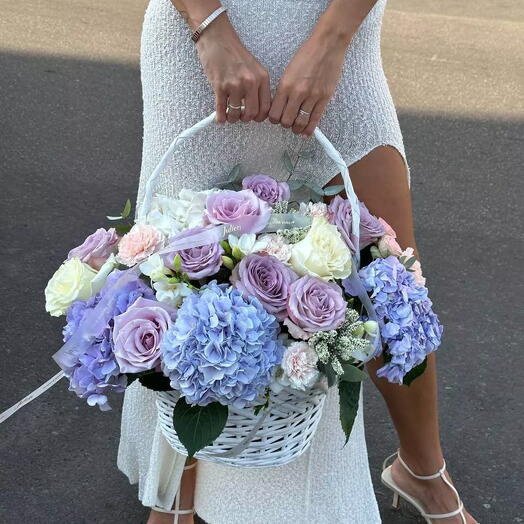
156,384 -> 327,468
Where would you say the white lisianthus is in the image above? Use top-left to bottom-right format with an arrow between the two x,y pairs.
178,188 -> 219,229
228,233 -> 268,259
44,257 -> 98,317
139,253 -> 172,282
290,216 -> 352,280
90,253 -> 118,295
153,278 -> 193,308
142,195 -> 185,237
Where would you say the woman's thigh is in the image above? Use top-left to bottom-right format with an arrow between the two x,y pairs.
325,146 -> 417,254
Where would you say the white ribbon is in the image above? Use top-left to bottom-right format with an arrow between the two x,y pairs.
0,371 -> 65,424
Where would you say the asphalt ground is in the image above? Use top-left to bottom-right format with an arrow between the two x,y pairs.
0,1 -> 523,523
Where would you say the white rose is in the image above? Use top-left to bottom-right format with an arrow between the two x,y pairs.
153,278 -> 193,308
44,257 -> 98,317
139,253 -> 172,282
290,216 -> 352,280
228,233 -> 268,259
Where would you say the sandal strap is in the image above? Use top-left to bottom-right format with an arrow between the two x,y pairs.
150,506 -> 195,515
183,461 -> 197,471
395,451 -> 466,523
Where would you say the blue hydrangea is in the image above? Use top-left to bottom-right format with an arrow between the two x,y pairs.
62,270 -> 155,409
161,281 -> 284,408
359,256 -> 443,383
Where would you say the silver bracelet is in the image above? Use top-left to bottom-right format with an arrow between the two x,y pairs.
191,6 -> 227,43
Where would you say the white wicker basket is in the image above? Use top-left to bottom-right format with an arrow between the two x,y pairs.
156,384 -> 327,468
143,112 -> 362,468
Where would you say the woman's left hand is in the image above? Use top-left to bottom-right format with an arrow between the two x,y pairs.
268,32 -> 350,136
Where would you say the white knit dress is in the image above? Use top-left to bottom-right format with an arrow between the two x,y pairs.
118,1 -> 406,522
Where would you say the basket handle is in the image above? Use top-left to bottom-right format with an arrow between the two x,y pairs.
137,111 -> 361,258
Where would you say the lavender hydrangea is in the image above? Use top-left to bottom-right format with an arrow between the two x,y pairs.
359,256 -> 443,383
160,281 -> 284,408
62,270 -> 155,409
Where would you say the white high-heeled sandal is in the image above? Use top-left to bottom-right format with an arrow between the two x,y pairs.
150,462 -> 197,524
381,451 -> 467,524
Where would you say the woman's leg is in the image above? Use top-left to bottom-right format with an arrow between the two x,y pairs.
325,146 -> 477,523
147,458 -> 197,524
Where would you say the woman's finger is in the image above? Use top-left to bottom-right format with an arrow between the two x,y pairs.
302,98 -> 329,137
241,81 -> 259,122
226,92 -> 244,124
291,98 -> 316,135
268,88 -> 287,125
280,90 -> 307,129
215,87 -> 228,124
255,73 -> 271,122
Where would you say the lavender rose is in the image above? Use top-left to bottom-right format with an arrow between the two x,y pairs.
242,174 -> 290,204
231,253 -> 298,319
162,226 -> 223,279
113,297 -> 176,373
328,195 -> 357,253
68,228 -> 119,270
205,189 -> 271,234
359,202 -> 385,248
328,196 -> 385,251
287,275 -> 347,332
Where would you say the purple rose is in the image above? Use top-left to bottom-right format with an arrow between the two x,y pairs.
328,197 -> 385,251
231,254 -> 298,319
68,228 -> 119,270
359,202 -> 385,248
287,276 -> 347,332
163,226 -> 223,279
205,189 -> 271,234
242,174 -> 290,204
113,297 -> 176,373
328,195 -> 357,253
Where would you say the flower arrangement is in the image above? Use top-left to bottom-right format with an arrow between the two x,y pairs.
46,170 -> 442,457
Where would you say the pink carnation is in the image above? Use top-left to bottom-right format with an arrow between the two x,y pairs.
401,247 -> 426,287
116,224 -> 163,267
377,234 -> 402,257
281,341 -> 320,391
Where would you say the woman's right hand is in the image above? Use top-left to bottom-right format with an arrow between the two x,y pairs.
195,14 -> 271,124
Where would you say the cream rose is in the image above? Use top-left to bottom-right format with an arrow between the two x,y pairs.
44,257 -> 97,317
290,216 -> 352,280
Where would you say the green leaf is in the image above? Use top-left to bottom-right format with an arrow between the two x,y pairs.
323,184 -> 346,196
115,223 -> 132,234
121,199 -> 132,219
287,180 -> 304,191
402,358 -> 428,386
303,181 -> 325,196
338,381 -> 361,445
340,363 -> 368,383
298,150 -> 315,160
138,372 -> 173,391
172,398 -> 229,458
228,163 -> 242,181
404,256 -> 417,269
282,151 -> 294,173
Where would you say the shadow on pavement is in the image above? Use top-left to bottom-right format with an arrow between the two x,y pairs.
1,52 -> 522,524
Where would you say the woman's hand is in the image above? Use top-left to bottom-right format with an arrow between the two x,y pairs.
195,15 -> 271,124
268,32 -> 349,136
